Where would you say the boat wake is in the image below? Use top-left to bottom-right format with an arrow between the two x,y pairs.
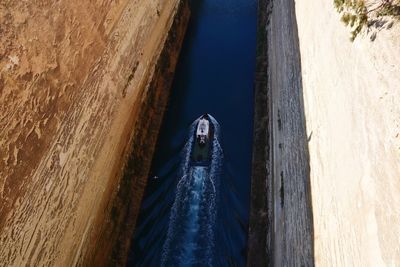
128,115 -> 248,267
161,115 -> 223,266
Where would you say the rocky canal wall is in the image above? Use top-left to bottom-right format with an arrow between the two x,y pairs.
0,0 -> 189,266
248,0 -> 314,265
92,1 -> 191,265
295,1 -> 400,265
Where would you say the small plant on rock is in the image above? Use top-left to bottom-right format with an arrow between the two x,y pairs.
334,0 -> 400,41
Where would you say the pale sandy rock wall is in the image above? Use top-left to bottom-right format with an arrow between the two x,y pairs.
0,0 -> 187,265
295,1 -> 400,266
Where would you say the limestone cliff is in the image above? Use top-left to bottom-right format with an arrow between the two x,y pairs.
0,0 -> 189,265
296,1 -> 400,266
249,0 -> 400,266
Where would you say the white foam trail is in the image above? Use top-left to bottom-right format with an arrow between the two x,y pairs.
176,175 -> 187,187
179,166 -> 207,265
161,115 -> 223,266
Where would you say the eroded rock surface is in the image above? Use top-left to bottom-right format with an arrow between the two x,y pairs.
0,0 -> 189,265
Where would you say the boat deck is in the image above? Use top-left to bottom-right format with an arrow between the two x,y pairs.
191,140 -> 211,162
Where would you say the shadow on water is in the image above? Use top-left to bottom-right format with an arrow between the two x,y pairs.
127,0 -> 257,266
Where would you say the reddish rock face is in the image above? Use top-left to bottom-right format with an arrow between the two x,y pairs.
0,0 -> 190,266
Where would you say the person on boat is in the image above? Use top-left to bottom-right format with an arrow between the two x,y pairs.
196,118 -> 209,147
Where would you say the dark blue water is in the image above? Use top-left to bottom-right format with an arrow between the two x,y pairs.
127,0 -> 257,266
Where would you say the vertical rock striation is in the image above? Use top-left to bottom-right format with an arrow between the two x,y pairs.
91,1 -> 191,265
248,0 -> 314,265
0,0 -> 189,266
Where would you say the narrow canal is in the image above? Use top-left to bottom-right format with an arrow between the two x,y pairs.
127,0 -> 257,265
